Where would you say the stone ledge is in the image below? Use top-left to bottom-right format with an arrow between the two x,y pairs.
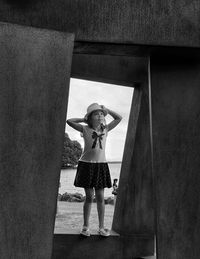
52,233 -> 154,259
54,228 -> 119,236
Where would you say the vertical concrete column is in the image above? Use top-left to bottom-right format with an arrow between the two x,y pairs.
112,82 -> 154,241
151,53 -> 200,259
0,23 -> 74,258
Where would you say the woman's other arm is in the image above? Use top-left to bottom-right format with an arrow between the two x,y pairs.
106,108 -> 122,131
66,118 -> 85,132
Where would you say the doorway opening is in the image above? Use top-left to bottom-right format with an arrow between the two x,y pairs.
54,78 -> 134,234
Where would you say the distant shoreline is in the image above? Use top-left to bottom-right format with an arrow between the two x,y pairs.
107,161 -> 122,164
61,161 -> 121,169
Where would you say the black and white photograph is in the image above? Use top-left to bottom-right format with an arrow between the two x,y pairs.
0,1 -> 199,259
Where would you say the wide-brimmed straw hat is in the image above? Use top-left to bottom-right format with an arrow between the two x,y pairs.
84,103 -> 108,120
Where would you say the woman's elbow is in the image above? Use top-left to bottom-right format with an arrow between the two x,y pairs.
66,119 -> 71,125
118,115 -> 122,122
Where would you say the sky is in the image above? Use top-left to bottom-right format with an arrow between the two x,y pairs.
65,78 -> 134,161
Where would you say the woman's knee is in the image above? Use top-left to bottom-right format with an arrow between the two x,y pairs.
95,189 -> 104,203
85,189 -> 94,203
85,194 -> 94,203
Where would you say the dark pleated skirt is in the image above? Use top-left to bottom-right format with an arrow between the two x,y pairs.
74,161 -> 112,189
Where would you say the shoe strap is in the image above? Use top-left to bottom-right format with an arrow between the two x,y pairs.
83,226 -> 89,230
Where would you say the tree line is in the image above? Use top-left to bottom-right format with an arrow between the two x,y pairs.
61,133 -> 82,168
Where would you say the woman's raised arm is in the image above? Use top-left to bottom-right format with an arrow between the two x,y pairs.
106,108 -> 122,131
66,118 -> 85,132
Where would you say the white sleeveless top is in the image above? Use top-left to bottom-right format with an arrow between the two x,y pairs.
79,125 -> 108,163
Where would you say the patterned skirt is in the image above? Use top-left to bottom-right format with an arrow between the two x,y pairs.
74,161 -> 112,189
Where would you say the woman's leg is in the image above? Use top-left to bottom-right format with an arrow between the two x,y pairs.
95,188 -> 105,229
83,188 -> 94,228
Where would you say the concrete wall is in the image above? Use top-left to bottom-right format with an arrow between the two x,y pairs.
0,22 -> 74,259
0,0 -> 199,47
151,52 -> 200,259
53,234 -> 154,259
112,83 -> 154,237
71,54 -> 148,85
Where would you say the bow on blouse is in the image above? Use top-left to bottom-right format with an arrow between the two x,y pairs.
92,131 -> 105,149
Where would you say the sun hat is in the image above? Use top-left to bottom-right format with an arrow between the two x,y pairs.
84,103 -> 108,120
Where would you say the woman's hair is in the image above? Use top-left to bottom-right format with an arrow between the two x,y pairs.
86,113 -> 93,128
86,111 -> 106,131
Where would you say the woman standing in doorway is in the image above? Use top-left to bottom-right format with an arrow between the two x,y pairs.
66,103 -> 122,237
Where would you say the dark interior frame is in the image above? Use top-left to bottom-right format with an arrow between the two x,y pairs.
53,45 -> 155,258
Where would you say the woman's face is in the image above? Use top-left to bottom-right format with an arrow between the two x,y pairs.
91,110 -> 105,126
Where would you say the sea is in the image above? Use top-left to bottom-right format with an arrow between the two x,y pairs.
59,162 -> 121,198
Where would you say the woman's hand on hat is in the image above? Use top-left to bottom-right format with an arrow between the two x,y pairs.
100,105 -> 108,112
